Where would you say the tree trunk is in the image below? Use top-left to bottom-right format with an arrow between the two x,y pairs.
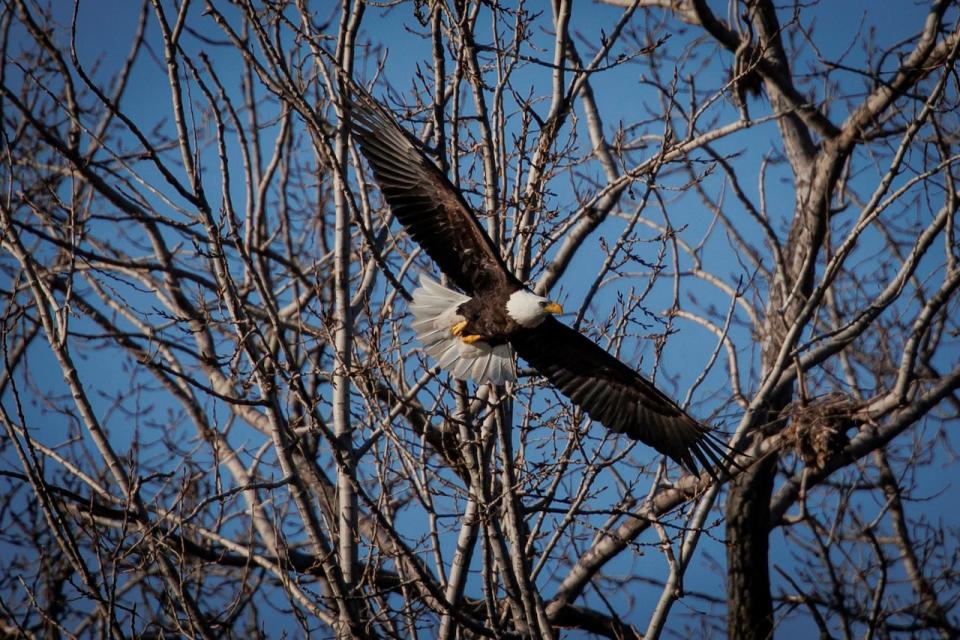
726,454 -> 777,640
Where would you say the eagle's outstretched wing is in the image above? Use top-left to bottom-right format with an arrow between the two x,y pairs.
344,83 -> 518,296
511,317 -> 738,478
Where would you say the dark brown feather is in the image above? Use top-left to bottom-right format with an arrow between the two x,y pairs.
345,86 -> 519,296
511,318 -> 738,478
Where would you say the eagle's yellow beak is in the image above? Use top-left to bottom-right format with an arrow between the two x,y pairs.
543,302 -> 564,315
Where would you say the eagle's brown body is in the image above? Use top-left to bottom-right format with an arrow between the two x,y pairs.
455,289 -> 522,346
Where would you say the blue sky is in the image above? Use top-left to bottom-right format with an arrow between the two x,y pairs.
4,1 -> 956,637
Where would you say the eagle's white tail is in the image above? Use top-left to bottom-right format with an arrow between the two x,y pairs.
409,275 -> 517,385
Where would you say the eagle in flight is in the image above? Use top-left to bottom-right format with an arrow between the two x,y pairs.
344,82 -> 736,480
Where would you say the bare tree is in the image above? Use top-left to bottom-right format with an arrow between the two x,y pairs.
1,1 -> 958,638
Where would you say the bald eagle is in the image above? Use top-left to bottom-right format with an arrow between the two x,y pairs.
345,84 -> 736,479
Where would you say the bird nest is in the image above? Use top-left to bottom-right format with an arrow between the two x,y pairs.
782,394 -> 860,470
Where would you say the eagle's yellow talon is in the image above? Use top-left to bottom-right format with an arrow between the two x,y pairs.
461,334 -> 484,345
451,320 -> 468,336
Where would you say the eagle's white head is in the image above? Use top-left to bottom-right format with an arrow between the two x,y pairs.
506,290 -> 564,328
